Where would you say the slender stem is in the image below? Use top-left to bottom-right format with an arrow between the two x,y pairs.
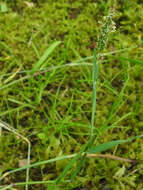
25,143 -> 31,190
90,50 -> 98,144
0,181 -> 54,190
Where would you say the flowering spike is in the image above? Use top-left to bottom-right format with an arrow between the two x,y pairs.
96,9 -> 116,54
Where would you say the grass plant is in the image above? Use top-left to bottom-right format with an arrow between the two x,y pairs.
0,1 -> 143,190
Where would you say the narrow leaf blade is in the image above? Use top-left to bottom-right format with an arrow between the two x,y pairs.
119,57 -> 143,65
32,41 -> 61,72
88,135 -> 143,154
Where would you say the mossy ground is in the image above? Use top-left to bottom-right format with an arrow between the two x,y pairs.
0,0 -> 143,189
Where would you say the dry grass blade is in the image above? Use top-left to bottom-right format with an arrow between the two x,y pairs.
3,67 -> 22,84
85,153 -> 138,163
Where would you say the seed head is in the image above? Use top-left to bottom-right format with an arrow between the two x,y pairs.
96,9 -> 116,54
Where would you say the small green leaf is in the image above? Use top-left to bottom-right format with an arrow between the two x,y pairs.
114,165 -> 126,178
1,3 -> 8,13
37,133 -> 46,140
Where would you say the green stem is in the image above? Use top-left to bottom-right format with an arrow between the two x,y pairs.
90,50 -> 98,144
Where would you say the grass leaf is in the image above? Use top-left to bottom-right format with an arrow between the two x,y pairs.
88,135 -> 143,154
32,41 -> 61,72
119,57 -> 143,65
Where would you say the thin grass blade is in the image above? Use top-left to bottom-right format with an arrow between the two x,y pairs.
88,135 -> 143,154
119,57 -> 143,65
31,41 -> 61,72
